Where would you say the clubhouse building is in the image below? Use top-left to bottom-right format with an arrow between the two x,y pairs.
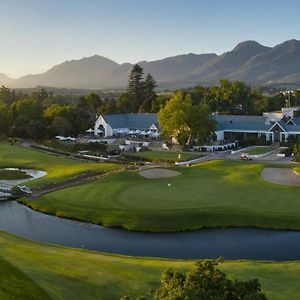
92,107 -> 300,143
93,113 -> 160,139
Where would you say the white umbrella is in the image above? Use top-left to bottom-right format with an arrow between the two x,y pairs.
86,128 -> 94,133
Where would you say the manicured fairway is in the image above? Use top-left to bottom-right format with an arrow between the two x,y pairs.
0,143 -> 118,187
127,150 -> 201,162
0,232 -> 300,300
246,146 -> 273,155
25,160 -> 300,231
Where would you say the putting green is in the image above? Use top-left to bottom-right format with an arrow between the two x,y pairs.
24,160 -> 300,232
0,143 -> 118,187
1,231 -> 300,300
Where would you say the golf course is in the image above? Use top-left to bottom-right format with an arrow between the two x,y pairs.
1,141 -> 300,299
1,231 -> 300,300
22,157 -> 300,232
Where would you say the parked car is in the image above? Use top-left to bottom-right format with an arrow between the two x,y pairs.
240,153 -> 252,161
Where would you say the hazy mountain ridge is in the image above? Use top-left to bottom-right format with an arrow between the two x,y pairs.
0,73 -> 14,86
3,39 -> 300,89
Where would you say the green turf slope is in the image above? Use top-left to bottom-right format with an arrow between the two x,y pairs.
0,255 -> 50,300
246,146 -> 273,155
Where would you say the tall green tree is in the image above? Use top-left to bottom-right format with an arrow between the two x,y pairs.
127,64 -> 145,112
140,73 -> 157,112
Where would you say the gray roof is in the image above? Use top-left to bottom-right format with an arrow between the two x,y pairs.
103,113 -> 300,133
213,114 -> 300,133
280,122 -> 300,133
213,115 -> 271,132
292,117 -> 300,125
103,113 -> 158,129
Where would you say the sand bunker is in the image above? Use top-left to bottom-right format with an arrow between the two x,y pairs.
139,168 -> 181,179
261,168 -> 300,186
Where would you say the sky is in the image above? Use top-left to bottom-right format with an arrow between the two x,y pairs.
0,0 -> 300,78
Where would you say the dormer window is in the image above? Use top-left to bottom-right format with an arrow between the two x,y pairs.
286,118 -> 296,126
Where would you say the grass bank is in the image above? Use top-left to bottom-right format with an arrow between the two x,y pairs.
0,143 -> 118,187
1,232 -> 300,299
246,146 -> 273,155
24,160 -> 300,232
0,254 -> 50,300
126,150 -> 201,163
0,169 -> 32,180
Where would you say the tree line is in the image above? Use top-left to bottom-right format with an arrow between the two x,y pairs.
0,64 -> 299,141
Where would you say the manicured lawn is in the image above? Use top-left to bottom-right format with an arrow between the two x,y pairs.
0,143 -> 118,187
0,232 -> 300,300
246,146 -> 273,155
24,160 -> 300,232
127,150 -> 201,162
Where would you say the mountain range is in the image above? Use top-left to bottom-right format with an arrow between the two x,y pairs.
2,39 -> 300,89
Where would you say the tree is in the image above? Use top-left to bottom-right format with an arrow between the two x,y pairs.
85,92 -> 102,115
158,91 -> 192,146
188,104 -> 216,146
140,73 -> 157,112
116,93 -> 132,113
150,94 -> 171,113
127,64 -> 145,112
206,80 -> 255,115
0,86 -> 19,105
158,91 -> 215,147
154,259 -> 267,300
293,138 -> 300,162
8,98 -> 47,139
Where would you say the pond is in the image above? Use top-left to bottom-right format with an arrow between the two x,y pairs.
0,168 -> 47,199
0,200 -> 300,260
